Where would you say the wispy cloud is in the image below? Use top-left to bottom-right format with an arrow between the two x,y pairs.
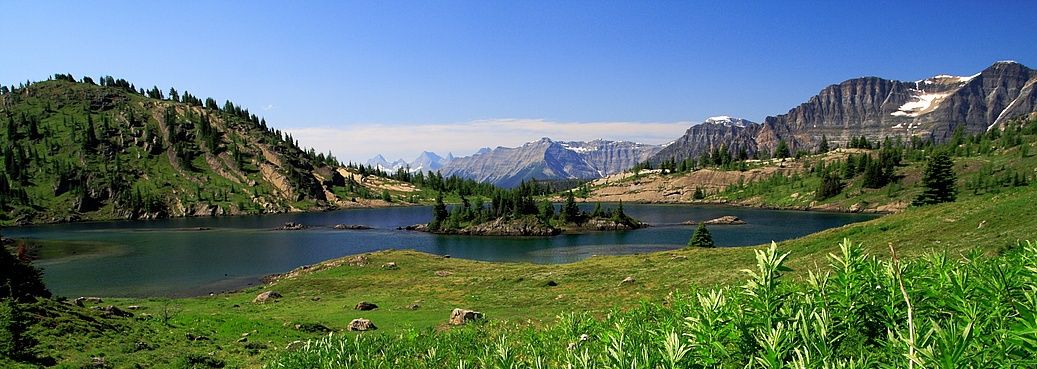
285,119 -> 691,163
263,104 -> 276,111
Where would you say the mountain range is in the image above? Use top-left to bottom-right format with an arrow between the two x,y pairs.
370,138 -> 662,187
370,61 -> 1037,184
651,61 -> 1037,163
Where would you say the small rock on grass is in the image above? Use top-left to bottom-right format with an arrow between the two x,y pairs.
254,291 -> 282,303
355,301 -> 378,310
448,308 -> 483,325
348,318 -> 377,331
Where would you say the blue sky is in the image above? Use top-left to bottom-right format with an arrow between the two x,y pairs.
2,1 -> 1036,161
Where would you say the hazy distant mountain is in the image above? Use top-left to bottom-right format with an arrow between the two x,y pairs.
438,138 -> 662,187
652,61 -> 1037,163
366,151 -> 453,173
410,151 -> 452,172
365,155 -> 410,172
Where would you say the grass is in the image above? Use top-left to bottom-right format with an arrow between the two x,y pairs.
7,185 -> 1034,367
270,239 -> 1037,368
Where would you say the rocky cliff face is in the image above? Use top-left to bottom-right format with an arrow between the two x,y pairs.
438,138 -> 661,187
652,61 -> 1037,163
652,116 -> 761,163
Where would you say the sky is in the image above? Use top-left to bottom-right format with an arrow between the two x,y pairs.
2,1 -> 1036,162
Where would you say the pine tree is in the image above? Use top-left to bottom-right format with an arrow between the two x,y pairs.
816,172 -> 844,200
430,192 -> 448,230
818,134 -> 830,154
913,151 -> 957,205
774,140 -> 790,159
688,223 -> 715,248
562,190 -> 581,223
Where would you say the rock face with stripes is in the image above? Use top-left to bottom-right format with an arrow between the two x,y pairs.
651,61 -> 1037,164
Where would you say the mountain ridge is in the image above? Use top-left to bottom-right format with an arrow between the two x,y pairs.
652,61 -> 1037,163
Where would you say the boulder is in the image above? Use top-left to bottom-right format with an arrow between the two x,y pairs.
705,216 -> 746,224
355,301 -> 378,311
73,297 -> 104,306
348,318 -> 377,331
620,276 -> 636,285
435,270 -> 453,277
92,305 -> 133,318
544,280 -> 558,287
334,224 -> 372,230
254,291 -> 282,303
448,308 -> 484,325
382,262 -> 399,270
275,222 -> 307,231
848,203 -> 862,213
398,224 -> 430,231
684,216 -> 742,224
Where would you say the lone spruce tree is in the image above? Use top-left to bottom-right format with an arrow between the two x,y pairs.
913,151 -> 957,206
430,192 -> 448,230
688,223 -> 715,248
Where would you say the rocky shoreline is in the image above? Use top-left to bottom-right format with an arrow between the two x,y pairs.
400,215 -> 648,237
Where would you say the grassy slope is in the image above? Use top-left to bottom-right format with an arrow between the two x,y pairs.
716,142 -> 1037,212
584,122 -> 1037,214
13,183 -> 1034,368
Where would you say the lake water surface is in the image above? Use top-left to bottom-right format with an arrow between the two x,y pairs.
5,204 -> 877,297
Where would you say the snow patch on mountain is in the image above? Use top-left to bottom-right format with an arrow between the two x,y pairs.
891,90 -> 952,117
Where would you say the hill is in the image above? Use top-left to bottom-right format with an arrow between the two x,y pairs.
0,75 -> 425,226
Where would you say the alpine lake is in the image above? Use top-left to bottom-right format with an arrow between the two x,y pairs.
5,204 -> 878,297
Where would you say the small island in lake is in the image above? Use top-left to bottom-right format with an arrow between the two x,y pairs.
415,184 -> 647,236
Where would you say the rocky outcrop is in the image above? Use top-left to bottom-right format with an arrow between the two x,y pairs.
445,217 -> 560,236
274,222 -> 307,231
448,308 -> 483,325
354,301 -> 378,311
253,291 -> 281,303
348,318 -> 377,331
333,224 -> 372,230
684,216 -> 746,225
563,216 -> 649,232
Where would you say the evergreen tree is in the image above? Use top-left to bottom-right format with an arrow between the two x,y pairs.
430,192 -> 448,230
816,172 -> 844,200
538,199 -> 555,222
818,134 -> 830,154
913,151 -> 957,205
688,223 -> 715,248
0,242 -> 50,301
561,190 -> 581,223
774,140 -> 790,159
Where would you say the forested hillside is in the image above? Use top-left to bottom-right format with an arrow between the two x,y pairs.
0,75 -> 356,225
